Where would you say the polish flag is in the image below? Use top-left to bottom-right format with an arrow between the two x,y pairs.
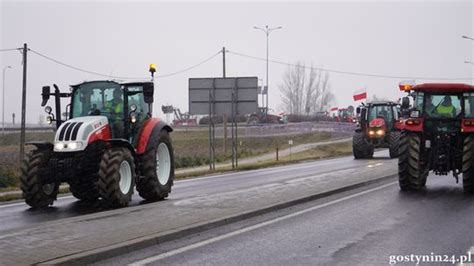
330,107 -> 338,111
353,89 -> 367,101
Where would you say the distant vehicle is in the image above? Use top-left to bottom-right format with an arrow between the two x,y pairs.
172,107 -> 197,126
352,101 -> 402,159
247,107 -> 285,125
334,106 -> 356,123
21,67 -> 175,209
397,82 -> 474,192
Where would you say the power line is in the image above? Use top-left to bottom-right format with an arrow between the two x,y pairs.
155,51 -> 222,78
29,48 -> 222,80
0,48 -> 21,52
227,50 -> 473,81
29,49 -> 147,80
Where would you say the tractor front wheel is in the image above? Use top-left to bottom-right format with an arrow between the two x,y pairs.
20,149 -> 59,208
98,147 -> 135,208
137,130 -> 175,201
353,132 -> 373,159
398,132 -> 427,191
462,134 -> 474,193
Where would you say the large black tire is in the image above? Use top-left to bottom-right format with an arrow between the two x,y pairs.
462,135 -> 474,193
353,132 -> 374,159
398,132 -> 427,191
388,131 -> 401,159
69,173 -> 99,202
137,130 -> 175,201
20,149 -> 59,208
98,147 -> 135,208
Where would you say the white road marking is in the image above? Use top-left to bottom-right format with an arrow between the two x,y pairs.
129,181 -> 397,266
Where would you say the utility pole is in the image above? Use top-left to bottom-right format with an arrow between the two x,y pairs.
222,47 -> 228,155
20,43 -> 28,162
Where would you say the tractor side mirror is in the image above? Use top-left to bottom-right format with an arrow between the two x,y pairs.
41,86 -> 51,107
143,83 -> 154,104
401,97 -> 410,109
356,107 -> 361,114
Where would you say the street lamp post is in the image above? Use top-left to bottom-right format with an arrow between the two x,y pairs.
2,66 -> 12,135
254,25 -> 282,118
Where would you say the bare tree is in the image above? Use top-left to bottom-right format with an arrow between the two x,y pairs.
279,62 -> 334,114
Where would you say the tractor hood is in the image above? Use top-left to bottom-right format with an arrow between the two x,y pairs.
369,118 -> 386,128
54,116 -> 109,152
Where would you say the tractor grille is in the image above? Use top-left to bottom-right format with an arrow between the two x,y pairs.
58,122 -> 83,141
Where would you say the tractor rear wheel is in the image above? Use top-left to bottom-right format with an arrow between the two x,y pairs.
462,134 -> 474,193
388,131 -> 401,159
137,130 -> 175,201
20,149 -> 59,208
353,132 -> 373,159
398,132 -> 427,191
98,147 -> 135,208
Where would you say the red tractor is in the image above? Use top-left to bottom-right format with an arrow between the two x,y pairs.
21,75 -> 175,208
398,82 -> 474,192
352,101 -> 402,159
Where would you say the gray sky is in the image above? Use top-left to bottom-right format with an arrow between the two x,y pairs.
1,0 -> 473,124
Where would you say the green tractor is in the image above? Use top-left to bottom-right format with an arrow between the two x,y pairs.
398,82 -> 474,192
21,67 -> 175,208
353,101 -> 402,159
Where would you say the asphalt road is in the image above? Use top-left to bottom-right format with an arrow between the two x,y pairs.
99,173 -> 474,266
0,150 -> 389,233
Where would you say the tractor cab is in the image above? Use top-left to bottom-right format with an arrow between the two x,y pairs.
69,81 -> 153,140
43,80 -> 154,146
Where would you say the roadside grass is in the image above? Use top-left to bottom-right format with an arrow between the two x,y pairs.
0,130 -> 337,193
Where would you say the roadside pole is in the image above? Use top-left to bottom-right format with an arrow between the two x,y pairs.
20,43 -> 28,162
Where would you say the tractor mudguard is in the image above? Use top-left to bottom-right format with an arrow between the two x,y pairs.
136,118 -> 173,155
25,141 -> 53,151
107,139 -> 137,156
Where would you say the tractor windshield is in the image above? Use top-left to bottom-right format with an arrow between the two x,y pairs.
368,105 -> 394,125
424,94 -> 461,118
71,81 -> 122,119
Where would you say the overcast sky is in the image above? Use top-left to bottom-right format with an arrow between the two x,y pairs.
1,0 -> 473,124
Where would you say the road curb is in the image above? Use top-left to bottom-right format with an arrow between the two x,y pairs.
40,173 -> 397,265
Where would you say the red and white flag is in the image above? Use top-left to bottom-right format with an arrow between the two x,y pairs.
353,89 -> 367,101
330,107 -> 338,111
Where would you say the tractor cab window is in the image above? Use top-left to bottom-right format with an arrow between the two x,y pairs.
425,94 -> 461,118
72,82 -> 122,118
368,105 -> 394,125
464,93 -> 474,118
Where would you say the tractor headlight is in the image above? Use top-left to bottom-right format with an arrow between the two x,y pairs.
410,110 -> 420,118
44,106 -> 52,114
376,129 -> 385,135
54,141 -> 83,152
369,130 -> 375,135
130,112 -> 137,124
46,115 -> 53,125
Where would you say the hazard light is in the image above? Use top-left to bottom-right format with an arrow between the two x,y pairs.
399,80 -> 416,92
149,64 -> 157,74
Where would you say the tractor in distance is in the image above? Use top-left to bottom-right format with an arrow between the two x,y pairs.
397,82 -> 474,192
352,101 -> 402,159
21,65 -> 175,208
